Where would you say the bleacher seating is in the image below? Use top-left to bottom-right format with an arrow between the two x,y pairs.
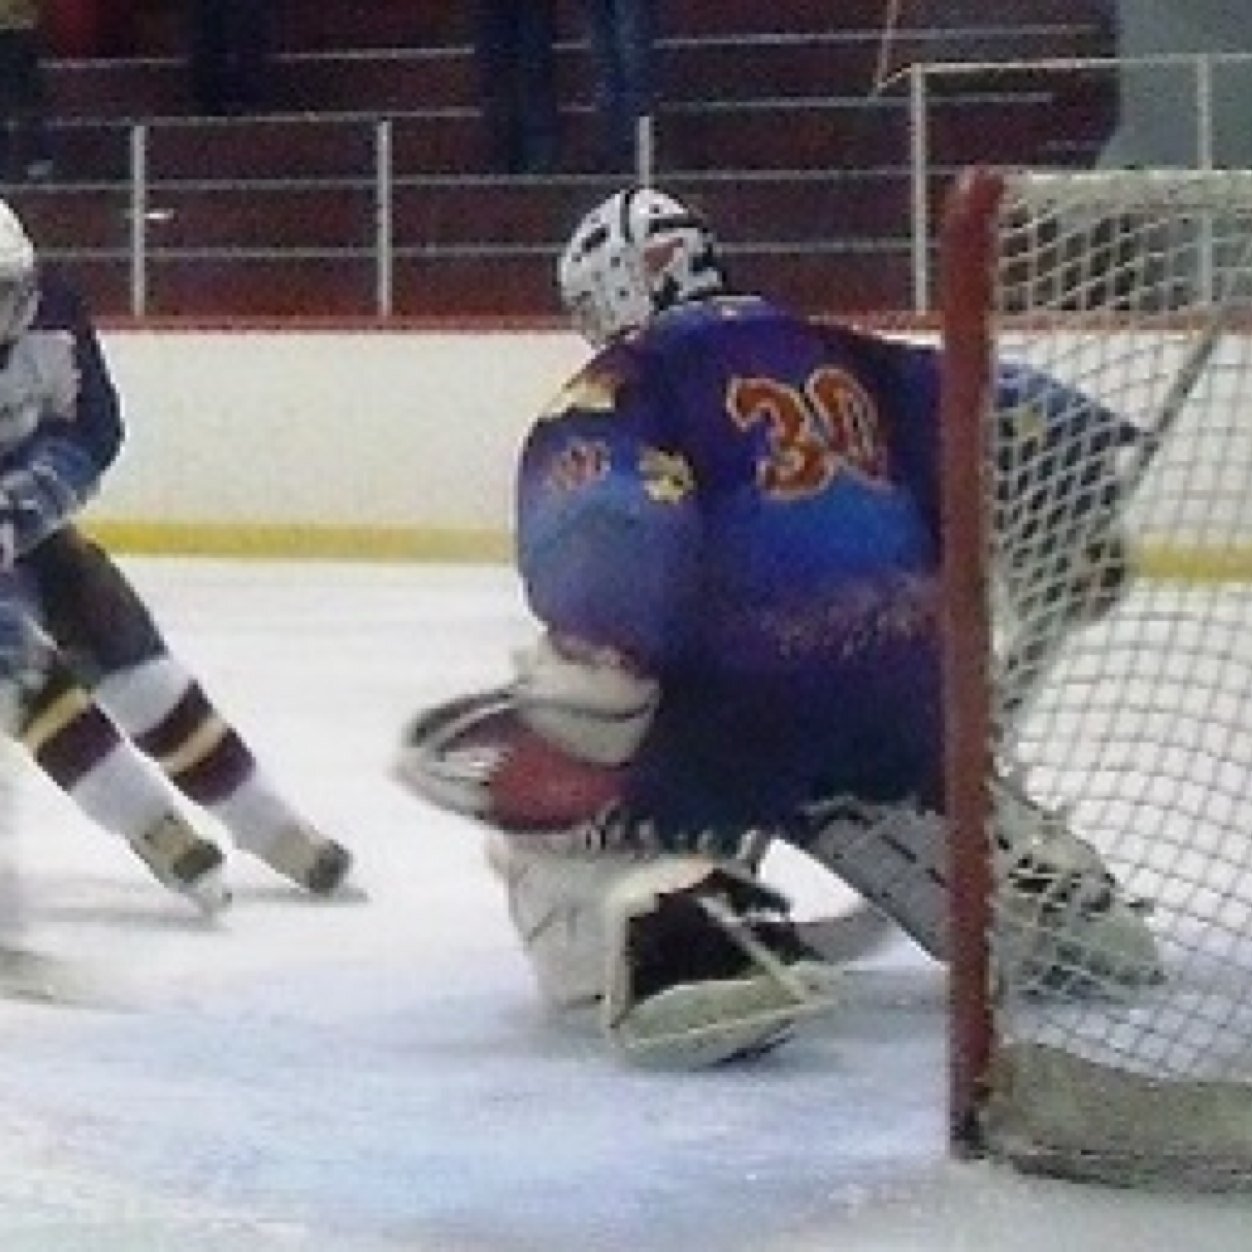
6,0 -> 1117,319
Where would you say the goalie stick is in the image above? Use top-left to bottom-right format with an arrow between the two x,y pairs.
998,225 -> 1252,735
1119,231 -> 1252,500
793,900 -> 898,964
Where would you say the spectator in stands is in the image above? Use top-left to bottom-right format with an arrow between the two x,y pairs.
187,0 -> 275,116
0,0 -> 53,180
576,0 -> 657,172
474,0 -> 560,174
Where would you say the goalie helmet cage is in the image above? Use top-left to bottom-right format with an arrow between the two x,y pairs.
940,166 -> 1252,1190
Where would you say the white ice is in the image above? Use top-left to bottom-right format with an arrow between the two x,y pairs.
0,557 -> 1248,1251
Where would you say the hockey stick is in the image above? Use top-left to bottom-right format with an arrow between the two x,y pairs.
998,230 -> 1252,734
794,901 -> 898,963
1118,302 -> 1227,500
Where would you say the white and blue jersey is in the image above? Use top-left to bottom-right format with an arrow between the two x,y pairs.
0,268 -> 123,557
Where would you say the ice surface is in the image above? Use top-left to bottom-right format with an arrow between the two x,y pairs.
0,558 -> 1247,1250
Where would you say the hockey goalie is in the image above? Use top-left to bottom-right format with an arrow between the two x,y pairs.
395,187 -> 1161,1067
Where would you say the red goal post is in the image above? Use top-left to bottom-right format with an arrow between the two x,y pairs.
940,165 -> 1252,1188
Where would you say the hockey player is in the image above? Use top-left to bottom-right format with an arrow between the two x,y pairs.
396,187 -> 1159,1064
0,197 -> 352,913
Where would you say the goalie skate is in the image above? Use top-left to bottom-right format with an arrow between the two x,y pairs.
603,858 -> 838,1067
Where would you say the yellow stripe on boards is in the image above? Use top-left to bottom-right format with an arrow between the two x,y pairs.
82,522 -> 513,564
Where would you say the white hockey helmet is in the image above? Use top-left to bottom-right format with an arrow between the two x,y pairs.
557,187 -> 726,347
0,199 -> 37,345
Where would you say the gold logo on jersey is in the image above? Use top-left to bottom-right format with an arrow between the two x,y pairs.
540,367 -> 621,419
640,448 -> 694,503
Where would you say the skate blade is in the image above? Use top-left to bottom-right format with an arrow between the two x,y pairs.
181,867 -> 233,918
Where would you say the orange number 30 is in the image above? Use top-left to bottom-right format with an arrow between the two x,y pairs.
726,367 -> 887,499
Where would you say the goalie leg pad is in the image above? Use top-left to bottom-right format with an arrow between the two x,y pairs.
991,778 -> 1162,995
486,833 -> 644,1008
794,786 -> 1162,994
796,798 -> 951,959
601,857 -> 837,1067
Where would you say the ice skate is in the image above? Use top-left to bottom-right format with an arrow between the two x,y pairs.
131,813 -> 230,915
250,824 -> 353,895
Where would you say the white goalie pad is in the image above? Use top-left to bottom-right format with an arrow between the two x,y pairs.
485,833 -> 643,1009
600,857 -> 838,1067
796,785 -> 1162,995
490,840 -> 838,1064
609,965 -> 833,1068
798,798 -> 950,958
990,778 -> 1162,995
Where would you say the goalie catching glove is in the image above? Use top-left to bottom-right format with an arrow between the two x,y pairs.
394,633 -> 657,832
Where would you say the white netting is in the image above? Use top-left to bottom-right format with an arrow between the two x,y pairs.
973,169 -> 1252,1187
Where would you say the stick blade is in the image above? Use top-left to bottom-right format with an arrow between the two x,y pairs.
0,945 -> 120,1010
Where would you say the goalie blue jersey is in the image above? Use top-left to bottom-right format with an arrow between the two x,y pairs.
516,296 -> 1130,835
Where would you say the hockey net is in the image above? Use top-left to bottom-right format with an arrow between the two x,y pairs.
941,167 -> 1252,1189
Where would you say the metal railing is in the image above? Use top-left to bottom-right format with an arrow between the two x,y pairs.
897,50 -> 1252,311
10,105 -> 664,319
116,116 -> 401,318
13,50 -> 1252,317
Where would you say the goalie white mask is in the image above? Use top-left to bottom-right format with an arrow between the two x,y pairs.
0,200 -> 37,346
557,187 -> 726,348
